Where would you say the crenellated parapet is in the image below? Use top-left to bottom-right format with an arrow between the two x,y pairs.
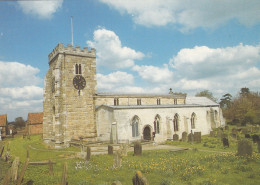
48,43 -> 96,64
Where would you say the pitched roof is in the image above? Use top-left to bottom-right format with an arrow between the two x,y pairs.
186,97 -> 219,106
0,114 -> 7,127
28,112 -> 43,125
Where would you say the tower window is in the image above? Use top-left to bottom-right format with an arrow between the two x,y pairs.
137,99 -> 141,105
174,99 -> 177,105
157,99 -> 161,105
75,64 -> 82,74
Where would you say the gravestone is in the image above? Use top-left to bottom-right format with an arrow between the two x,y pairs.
252,135 -> 260,143
188,133 -> 194,143
194,132 -> 201,143
222,137 -> 229,148
172,134 -> 179,141
132,171 -> 149,185
11,157 -> 20,182
182,132 -> 187,142
86,146 -> 91,161
225,126 -> 229,130
245,134 -> 251,139
134,142 -> 142,156
237,139 -> 253,157
210,131 -> 215,137
113,150 -> 122,168
108,145 -> 113,155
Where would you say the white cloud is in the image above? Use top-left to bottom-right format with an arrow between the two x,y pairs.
17,0 -> 63,19
132,64 -> 174,83
169,43 -> 260,96
0,61 -> 43,121
87,28 -> 145,69
0,61 -> 42,87
97,71 -> 134,91
99,0 -> 260,30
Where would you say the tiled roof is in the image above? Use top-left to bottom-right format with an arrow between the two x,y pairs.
0,114 -> 7,127
28,112 -> 43,125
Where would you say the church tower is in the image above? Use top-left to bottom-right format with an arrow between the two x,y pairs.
43,43 -> 97,148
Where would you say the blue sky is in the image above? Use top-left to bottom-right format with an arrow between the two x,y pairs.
0,0 -> 260,121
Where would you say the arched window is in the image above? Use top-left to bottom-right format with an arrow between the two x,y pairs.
154,115 -> 160,134
173,114 -> 179,132
132,116 -> 139,137
191,113 -> 196,129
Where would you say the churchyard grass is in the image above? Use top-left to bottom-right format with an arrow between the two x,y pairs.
1,129 -> 260,185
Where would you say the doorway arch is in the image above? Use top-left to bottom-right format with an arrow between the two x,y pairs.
143,125 -> 152,141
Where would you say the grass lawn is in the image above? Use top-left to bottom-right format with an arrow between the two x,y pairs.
0,127 -> 260,185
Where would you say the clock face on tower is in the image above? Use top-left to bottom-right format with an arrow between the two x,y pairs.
73,75 -> 86,90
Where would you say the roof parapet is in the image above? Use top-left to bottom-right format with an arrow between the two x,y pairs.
48,43 -> 96,64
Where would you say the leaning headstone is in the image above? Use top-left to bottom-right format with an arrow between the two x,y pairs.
245,134 -> 251,139
86,146 -> 91,161
108,145 -> 113,155
113,150 -> 122,168
194,132 -> 201,143
132,171 -> 149,185
172,134 -> 179,141
222,137 -> 229,148
111,181 -> 122,185
252,135 -> 259,143
11,157 -> 20,182
210,131 -> 215,137
134,142 -> 142,156
182,132 -> 187,142
225,126 -> 229,131
237,139 -> 253,157
188,133 -> 194,143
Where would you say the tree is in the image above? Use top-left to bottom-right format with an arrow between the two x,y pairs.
195,90 -> 217,102
14,117 -> 26,128
240,87 -> 250,97
219,93 -> 232,109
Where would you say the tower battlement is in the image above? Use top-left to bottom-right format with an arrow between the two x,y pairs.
48,43 -> 96,64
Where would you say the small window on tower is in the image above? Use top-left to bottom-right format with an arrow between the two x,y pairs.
137,99 -> 141,105
174,99 -> 177,105
157,99 -> 161,105
75,64 -> 78,74
79,64 -> 82,74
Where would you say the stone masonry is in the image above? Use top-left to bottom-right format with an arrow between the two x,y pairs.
43,43 -> 97,148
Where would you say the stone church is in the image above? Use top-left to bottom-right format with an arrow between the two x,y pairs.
43,43 -> 225,148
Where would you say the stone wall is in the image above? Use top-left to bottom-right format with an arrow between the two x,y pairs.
43,43 -> 97,147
